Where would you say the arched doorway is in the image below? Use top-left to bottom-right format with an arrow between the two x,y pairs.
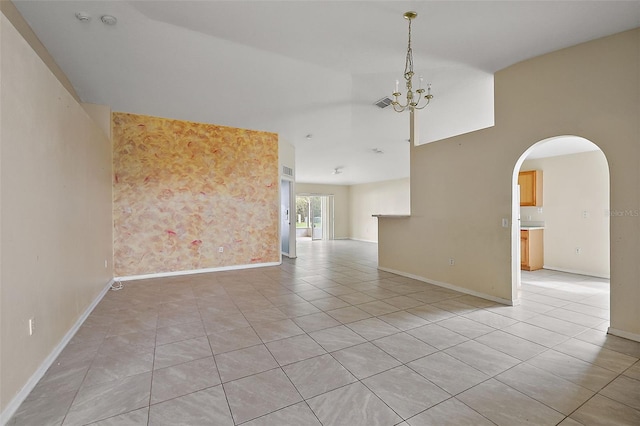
511,136 -> 610,308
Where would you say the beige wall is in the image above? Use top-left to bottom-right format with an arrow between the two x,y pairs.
379,29 -> 639,339
296,179 -> 409,242
521,151 -> 610,278
1,13 -> 113,414
350,178 -> 410,242
296,183 -> 350,239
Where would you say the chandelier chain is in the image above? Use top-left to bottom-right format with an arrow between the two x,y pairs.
404,17 -> 413,80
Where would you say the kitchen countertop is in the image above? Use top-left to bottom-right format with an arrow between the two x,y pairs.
520,226 -> 545,230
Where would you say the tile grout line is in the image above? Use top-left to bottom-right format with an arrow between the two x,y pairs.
11,242 -> 639,425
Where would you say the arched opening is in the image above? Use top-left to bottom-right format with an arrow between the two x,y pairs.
511,136 -> 610,318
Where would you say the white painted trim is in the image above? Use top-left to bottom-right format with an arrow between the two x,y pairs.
378,267 -> 515,306
349,237 -> 378,244
115,261 -> 281,282
607,327 -> 640,343
542,266 -> 610,280
0,279 -> 114,426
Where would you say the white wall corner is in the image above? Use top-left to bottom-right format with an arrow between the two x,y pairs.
81,103 -> 112,140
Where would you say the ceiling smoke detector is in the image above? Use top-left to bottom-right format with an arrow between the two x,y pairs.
101,15 -> 117,25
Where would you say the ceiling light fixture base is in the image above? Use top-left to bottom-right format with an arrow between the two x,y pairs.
403,11 -> 417,20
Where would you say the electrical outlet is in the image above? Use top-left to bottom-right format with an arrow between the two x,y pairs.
575,247 -> 582,255
582,210 -> 589,219
501,218 -> 509,228
218,246 -> 224,253
104,259 -> 108,268
449,258 -> 455,266
28,317 -> 35,336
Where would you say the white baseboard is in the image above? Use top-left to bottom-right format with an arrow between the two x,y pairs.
115,261 -> 281,282
348,238 -> 378,244
607,327 -> 640,343
0,279 -> 114,426
543,265 -> 610,280
378,267 -> 515,306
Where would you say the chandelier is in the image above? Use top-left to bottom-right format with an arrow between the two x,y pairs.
392,11 -> 433,113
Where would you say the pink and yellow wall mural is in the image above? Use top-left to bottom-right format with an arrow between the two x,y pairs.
112,112 -> 280,277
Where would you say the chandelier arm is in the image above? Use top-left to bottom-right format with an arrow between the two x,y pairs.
414,100 -> 430,110
392,99 -> 410,109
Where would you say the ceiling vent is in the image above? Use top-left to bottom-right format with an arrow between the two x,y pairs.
374,97 -> 393,109
282,165 -> 294,177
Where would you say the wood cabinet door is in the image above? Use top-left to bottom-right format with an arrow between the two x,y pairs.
518,171 -> 536,206
520,231 -> 529,267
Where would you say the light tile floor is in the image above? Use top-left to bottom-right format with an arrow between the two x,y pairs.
8,240 -> 640,425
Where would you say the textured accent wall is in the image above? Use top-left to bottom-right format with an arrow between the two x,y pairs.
112,112 -> 279,276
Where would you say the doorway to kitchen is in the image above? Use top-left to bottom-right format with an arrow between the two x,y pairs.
511,136 -> 610,320
295,194 -> 334,241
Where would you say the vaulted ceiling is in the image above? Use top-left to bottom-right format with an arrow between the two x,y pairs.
13,1 -> 640,184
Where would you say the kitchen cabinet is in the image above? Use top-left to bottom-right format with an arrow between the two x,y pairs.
518,170 -> 543,206
521,229 -> 544,271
